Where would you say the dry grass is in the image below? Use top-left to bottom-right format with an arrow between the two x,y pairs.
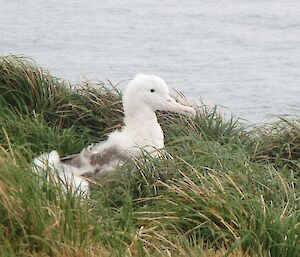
29,245 -> 110,257
200,249 -> 252,257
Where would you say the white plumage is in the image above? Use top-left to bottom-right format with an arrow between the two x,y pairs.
32,150 -> 90,197
33,74 -> 196,197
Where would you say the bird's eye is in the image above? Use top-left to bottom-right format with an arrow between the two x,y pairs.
150,89 -> 155,93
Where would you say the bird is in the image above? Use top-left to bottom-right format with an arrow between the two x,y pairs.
33,74 -> 196,197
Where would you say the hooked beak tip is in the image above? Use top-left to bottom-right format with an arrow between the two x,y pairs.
186,107 -> 197,119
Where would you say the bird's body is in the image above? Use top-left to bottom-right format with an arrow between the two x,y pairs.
33,74 -> 196,196
60,96 -> 165,177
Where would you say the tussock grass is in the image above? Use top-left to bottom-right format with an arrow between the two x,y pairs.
251,118 -> 300,171
0,55 -> 299,256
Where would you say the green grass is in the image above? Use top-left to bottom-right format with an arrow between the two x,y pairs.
0,55 -> 299,257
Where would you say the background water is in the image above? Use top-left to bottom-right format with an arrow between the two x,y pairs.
1,0 -> 300,123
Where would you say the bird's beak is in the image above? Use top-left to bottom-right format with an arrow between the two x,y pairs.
160,95 -> 196,119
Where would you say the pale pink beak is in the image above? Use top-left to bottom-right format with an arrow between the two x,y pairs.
160,95 -> 196,119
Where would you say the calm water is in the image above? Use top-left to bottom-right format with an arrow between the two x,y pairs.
1,0 -> 300,123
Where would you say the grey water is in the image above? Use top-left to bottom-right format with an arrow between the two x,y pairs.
1,0 -> 300,123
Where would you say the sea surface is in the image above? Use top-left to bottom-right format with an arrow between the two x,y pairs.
1,0 -> 300,123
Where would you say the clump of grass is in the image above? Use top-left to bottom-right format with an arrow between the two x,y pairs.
0,55 -> 123,140
0,55 -> 299,257
134,166 -> 298,256
0,151 -> 95,255
250,118 -> 300,170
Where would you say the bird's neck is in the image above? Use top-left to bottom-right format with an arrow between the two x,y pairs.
122,103 -> 164,150
124,105 -> 159,128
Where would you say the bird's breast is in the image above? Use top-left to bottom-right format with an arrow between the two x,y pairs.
130,123 -> 164,149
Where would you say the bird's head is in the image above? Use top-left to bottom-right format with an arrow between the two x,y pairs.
123,74 -> 196,118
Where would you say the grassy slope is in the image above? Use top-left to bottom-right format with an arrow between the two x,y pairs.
0,55 -> 299,257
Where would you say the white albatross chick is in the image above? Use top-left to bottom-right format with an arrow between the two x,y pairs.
33,74 -> 196,196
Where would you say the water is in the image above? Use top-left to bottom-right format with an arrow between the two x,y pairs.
1,0 -> 300,123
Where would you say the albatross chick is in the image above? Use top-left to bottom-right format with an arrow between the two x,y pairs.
33,74 -> 196,196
